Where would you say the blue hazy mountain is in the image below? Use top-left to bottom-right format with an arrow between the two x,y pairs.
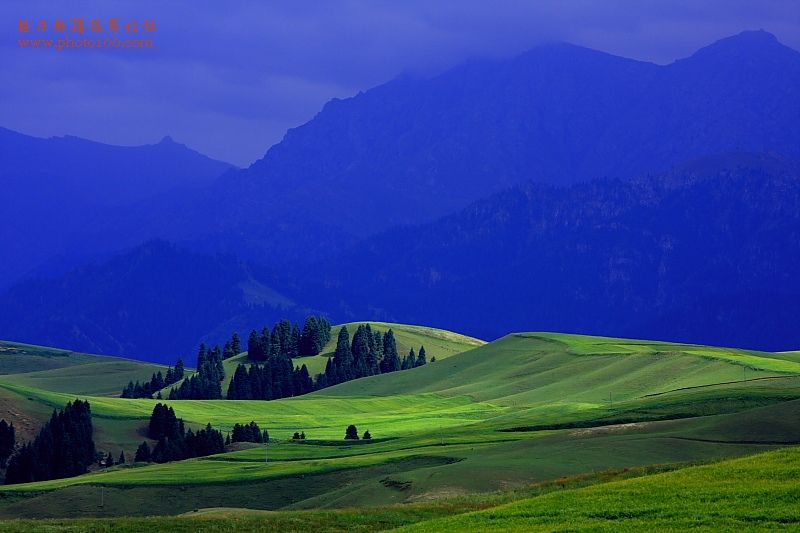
87,30 -> 800,269
206,30 -> 799,238
0,129 -> 233,289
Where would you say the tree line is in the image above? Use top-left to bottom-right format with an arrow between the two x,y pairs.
4,400 -> 95,485
121,359 -> 185,398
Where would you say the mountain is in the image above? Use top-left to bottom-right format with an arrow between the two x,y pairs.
300,153 -> 800,351
63,30 -> 800,270
0,241 -> 310,363
204,30 -> 799,239
2,32 -> 799,357
0,129 -> 233,289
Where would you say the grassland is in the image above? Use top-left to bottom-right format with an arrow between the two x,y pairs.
0,330 -> 798,528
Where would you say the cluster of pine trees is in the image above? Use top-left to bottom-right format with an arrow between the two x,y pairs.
247,316 -> 332,360
121,359 -> 185,398
320,325 -> 427,387
0,420 -> 15,467
401,346 -> 429,369
4,400 -> 95,485
227,360 -> 313,400
221,331 -> 242,359
229,421 -> 268,444
168,344 -> 225,400
134,403 -> 225,463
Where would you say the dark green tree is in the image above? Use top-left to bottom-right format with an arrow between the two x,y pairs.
134,441 -> 151,462
380,329 -> 401,373
416,345 -> 427,367
345,424 -> 359,440
231,332 -> 242,354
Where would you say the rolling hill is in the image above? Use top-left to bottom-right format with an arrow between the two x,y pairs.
0,328 -> 798,525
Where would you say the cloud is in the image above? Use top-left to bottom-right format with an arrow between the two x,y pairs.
1,0 -> 798,166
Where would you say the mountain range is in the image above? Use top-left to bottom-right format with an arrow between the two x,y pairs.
0,30 -> 798,360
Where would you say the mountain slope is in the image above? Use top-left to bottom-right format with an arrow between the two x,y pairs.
303,153 -> 800,351
208,30 -> 800,239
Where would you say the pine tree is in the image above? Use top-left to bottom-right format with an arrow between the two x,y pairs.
106,452 -> 114,467
345,424 -> 359,440
381,330 -> 401,373
118,450 -> 125,464
174,358 -> 185,380
416,346 -> 427,367
0,419 -> 15,466
363,430 -> 372,440
133,441 -> 150,463
248,329 -> 263,361
231,332 -> 241,355
300,316 -> 322,355
328,326 -> 352,384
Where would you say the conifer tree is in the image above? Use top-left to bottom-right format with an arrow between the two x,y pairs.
300,316 -> 322,355
231,332 -> 241,354
381,330 -> 401,373
248,329 -> 262,360
416,346 -> 427,367
345,424 -> 359,440
118,450 -> 125,464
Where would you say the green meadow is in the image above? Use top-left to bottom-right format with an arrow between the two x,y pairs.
0,326 -> 798,529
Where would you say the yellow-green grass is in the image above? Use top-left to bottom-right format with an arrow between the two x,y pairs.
401,445 -> 800,531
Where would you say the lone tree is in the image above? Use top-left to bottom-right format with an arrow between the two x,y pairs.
118,450 -> 125,465
363,430 -> 372,440
345,424 -> 359,440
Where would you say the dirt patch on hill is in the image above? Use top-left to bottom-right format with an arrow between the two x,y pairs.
569,421 -> 655,438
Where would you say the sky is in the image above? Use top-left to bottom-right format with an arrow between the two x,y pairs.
1,1 -> 798,167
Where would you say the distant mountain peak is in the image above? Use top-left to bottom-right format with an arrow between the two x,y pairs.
681,29 -> 796,65
158,135 -> 176,145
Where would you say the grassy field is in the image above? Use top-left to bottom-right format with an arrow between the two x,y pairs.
401,446 -> 800,531
0,330 -> 798,528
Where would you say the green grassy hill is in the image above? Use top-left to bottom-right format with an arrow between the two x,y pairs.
401,445 -> 800,531
0,330 -> 798,528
